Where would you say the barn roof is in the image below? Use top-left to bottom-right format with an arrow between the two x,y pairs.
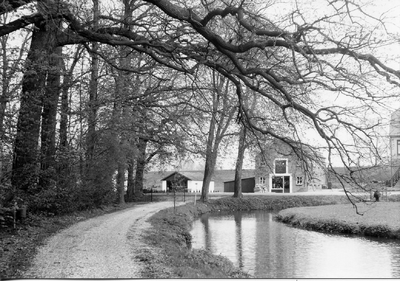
223,177 -> 255,184
161,171 -> 210,181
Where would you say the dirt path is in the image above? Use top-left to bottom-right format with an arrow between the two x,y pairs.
22,201 -> 179,278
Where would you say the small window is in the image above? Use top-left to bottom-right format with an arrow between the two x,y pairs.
397,140 -> 400,155
296,176 -> 303,185
259,177 -> 266,184
274,159 -> 287,174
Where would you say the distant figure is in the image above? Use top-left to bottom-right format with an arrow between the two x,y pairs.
373,190 -> 381,202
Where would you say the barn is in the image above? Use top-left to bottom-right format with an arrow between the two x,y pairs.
223,177 -> 256,193
161,171 -> 215,193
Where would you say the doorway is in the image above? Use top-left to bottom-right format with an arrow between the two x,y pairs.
270,175 -> 291,193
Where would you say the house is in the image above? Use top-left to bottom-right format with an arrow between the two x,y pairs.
255,139 -> 327,193
160,171 -> 215,193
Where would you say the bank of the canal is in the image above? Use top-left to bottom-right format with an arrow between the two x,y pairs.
276,201 -> 400,239
141,194 -> 387,278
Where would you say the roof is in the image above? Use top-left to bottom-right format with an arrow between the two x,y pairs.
223,177 -> 255,184
145,169 -> 256,187
329,166 -> 391,182
161,171 -> 209,181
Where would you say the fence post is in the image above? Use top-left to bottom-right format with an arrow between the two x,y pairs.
174,189 -> 176,213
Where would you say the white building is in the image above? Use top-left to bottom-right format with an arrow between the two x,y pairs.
161,171 -> 215,193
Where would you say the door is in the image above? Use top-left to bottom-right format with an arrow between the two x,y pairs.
284,176 -> 290,193
271,175 -> 291,193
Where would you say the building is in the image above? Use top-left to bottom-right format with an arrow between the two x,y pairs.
254,139 -> 327,193
160,171 -> 215,193
389,108 -> 400,187
223,177 -> 256,193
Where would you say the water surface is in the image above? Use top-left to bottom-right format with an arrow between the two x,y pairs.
190,210 -> 400,278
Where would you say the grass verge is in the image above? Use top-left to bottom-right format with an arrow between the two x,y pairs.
138,194 -> 352,278
276,201 -> 400,239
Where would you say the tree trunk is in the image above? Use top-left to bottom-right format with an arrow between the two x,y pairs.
85,0 -> 99,177
11,21 -> 56,193
233,125 -> 247,198
126,157 -> 135,201
201,111 -> 217,202
39,46 -> 62,189
116,160 -> 126,204
134,137 -> 148,198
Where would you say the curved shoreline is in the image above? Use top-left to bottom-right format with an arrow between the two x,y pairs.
275,202 -> 400,239
143,195 -> 400,278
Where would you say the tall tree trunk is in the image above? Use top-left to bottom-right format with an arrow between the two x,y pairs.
201,113 -> 217,202
115,0 -> 134,204
233,125 -> 247,198
126,156 -> 135,201
85,0 -> 99,176
39,46 -> 62,189
11,21 -> 56,193
0,35 -> 8,181
134,137 -> 148,197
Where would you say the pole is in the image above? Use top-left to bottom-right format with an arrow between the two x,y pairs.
174,189 -> 176,213
151,188 -> 153,202
194,193 -> 196,206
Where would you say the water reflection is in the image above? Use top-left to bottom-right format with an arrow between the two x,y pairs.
190,210 -> 400,278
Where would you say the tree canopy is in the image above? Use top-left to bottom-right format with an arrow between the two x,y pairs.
0,0 -> 399,210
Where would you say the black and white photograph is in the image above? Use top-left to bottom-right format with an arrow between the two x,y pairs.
1,0 -> 400,279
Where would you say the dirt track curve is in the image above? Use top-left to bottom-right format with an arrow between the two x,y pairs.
22,201 -> 178,278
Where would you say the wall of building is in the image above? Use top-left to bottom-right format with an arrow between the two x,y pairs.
224,178 -> 255,193
187,180 -> 214,192
255,141 -> 326,193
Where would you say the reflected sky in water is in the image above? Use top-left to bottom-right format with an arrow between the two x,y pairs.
190,210 -> 400,278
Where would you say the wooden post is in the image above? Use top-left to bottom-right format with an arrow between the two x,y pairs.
173,189 -> 176,213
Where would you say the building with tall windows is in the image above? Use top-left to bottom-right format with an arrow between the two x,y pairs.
255,139 -> 327,193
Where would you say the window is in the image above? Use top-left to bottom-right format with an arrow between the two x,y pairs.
259,177 -> 266,184
274,159 -> 287,174
397,140 -> 400,155
296,176 -> 303,185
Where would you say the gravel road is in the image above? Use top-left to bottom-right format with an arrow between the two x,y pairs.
22,201 -> 178,278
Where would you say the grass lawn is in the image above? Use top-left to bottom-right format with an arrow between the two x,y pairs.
276,202 -> 400,238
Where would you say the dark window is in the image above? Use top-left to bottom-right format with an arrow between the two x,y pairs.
275,159 -> 287,174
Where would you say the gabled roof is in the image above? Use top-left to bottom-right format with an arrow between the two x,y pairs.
161,171 -> 210,182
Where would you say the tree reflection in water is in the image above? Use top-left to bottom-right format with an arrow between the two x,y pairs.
191,210 -> 400,278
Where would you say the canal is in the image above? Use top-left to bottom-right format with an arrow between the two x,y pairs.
190,210 -> 400,278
